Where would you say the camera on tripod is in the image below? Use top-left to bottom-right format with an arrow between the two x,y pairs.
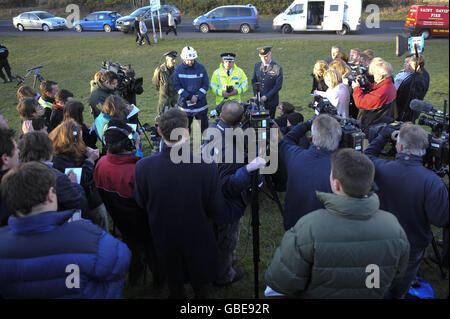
101,61 -> 143,105
241,82 -> 272,131
309,96 -> 366,151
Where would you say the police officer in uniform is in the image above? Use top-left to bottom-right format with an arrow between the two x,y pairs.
251,46 -> 283,119
152,50 -> 178,115
210,53 -> 249,107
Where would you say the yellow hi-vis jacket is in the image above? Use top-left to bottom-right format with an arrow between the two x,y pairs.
210,63 -> 248,106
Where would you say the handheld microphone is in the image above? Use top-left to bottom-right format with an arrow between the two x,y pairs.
409,99 -> 435,113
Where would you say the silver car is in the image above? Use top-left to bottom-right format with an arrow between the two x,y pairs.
13,11 -> 67,32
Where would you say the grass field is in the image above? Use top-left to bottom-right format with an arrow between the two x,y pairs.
0,35 -> 448,299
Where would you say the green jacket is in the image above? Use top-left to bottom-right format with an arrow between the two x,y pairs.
89,81 -> 118,118
152,63 -> 176,98
265,192 -> 410,299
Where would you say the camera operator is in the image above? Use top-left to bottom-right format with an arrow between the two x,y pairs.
134,109 -> 245,298
204,100 -> 266,286
280,114 -> 342,230
251,46 -> 283,119
314,69 -> 350,119
152,50 -> 178,115
173,46 -> 210,133
0,43 -> 14,83
210,52 -> 249,107
89,71 -> 119,119
352,59 -> 397,135
265,148 -> 410,298
396,54 -> 430,123
364,123 -> 449,299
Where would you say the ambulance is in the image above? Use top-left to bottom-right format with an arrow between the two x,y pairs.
272,0 -> 362,35
405,5 -> 449,39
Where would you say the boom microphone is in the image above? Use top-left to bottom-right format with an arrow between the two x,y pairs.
410,99 -> 435,113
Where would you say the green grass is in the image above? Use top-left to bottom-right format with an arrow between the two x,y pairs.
0,36 -> 448,299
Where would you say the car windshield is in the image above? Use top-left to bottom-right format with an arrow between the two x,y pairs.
110,12 -> 121,18
35,12 -> 55,19
130,8 -> 148,17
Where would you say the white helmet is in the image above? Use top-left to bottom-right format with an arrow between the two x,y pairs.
180,46 -> 198,60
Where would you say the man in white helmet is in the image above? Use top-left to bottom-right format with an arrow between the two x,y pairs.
173,46 -> 210,132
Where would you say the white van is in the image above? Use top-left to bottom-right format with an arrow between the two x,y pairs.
272,0 -> 362,35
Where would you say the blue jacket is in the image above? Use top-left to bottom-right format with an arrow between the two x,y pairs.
173,61 -> 209,114
364,135 -> 449,253
0,210 -> 131,298
279,122 -> 333,230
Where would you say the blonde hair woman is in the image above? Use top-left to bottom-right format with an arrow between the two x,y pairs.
311,60 -> 329,93
314,69 -> 350,118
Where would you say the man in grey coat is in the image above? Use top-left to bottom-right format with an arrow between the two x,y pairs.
265,148 -> 410,299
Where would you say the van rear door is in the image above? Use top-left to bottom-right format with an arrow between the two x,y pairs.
323,1 -> 344,30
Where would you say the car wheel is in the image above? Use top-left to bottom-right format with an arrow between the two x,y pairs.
240,24 -> 250,34
336,25 -> 349,36
421,29 -> 431,39
42,24 -> 50,32
17,24 -> 24,32
200,23 -> 209,33
282,24 -> 292,34
75,24 -> 82,32
104,24 -> 112,32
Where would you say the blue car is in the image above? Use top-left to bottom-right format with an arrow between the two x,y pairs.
74,11 -> 121,32
193,4 -> 259,34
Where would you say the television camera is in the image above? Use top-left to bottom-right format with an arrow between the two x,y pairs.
309,95 -> 366,151
101,61 -> 143,105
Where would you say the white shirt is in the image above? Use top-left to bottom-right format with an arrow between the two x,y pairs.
139,21 -> 147,34
326,83 -> 350,118
168,12 -> 175,26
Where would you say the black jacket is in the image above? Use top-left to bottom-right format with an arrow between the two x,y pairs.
396,69 -> 430,122
52,154 -> 103,212
134,143 -> 242,284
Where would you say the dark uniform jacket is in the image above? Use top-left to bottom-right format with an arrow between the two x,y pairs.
251,60 -> 283,117
279,122 -> 333,230
265,192 -> 410,299
134,143 -> 242,285
364,134 -> 449,253
396,69 -> 430,122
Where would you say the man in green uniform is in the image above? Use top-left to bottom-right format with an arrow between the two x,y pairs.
152,50 -> 178,115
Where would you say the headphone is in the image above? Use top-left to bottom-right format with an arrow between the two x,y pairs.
104,126 -> 135,151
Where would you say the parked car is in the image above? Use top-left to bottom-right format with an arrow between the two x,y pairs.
73,11 -> 121,32
405,4 -> 449,39
12,11 -> 66,32
193,4 -> 259,34
115,5 -> 181,33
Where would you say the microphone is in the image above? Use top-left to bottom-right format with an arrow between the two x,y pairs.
409,99 -> 435,113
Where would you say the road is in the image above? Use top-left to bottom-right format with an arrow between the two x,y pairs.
1,18 -> 448,42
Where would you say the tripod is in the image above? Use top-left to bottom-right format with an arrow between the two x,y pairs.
16,65 -> 44,89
